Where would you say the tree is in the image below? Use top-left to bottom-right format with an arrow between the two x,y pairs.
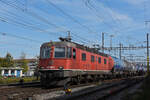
0,58 -> 4,67
20,52 -> 28,73
20,59 -> 28,73
0,53 -> 14,67
5,53 -> 14,67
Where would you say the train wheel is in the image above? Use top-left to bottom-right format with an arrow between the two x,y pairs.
77,76 -> 81,85
83,75 -> 89,83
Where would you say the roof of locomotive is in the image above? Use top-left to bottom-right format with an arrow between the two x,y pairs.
41,41 -> 109,57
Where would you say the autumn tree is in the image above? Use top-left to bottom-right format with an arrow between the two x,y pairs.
0,58 -> 4,67
0,53 -> 14,67
5,53 -> 14,67
20,52 -> 28,73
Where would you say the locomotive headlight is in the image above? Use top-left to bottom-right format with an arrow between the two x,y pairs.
58,66 -> 64,70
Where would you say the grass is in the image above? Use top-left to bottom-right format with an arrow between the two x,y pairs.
0,76 -> 39,84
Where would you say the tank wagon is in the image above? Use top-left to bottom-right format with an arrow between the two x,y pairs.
38,39 -> 144,87
111,57 -> 138,77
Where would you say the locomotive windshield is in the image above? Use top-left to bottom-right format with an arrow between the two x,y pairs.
54,47 -> 66,58
54,47 -> 72,58
40,47 -> 51,58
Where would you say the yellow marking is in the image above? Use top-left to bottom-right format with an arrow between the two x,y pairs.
65,88 -> 72,95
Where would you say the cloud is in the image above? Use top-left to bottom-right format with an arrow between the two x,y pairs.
123,0 -> 146,5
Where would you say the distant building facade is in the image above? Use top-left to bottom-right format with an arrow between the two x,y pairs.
0,67 -> 23,77
14,59 -> 38,76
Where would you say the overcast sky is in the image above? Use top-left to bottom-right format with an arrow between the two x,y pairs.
0,0 -> 149,59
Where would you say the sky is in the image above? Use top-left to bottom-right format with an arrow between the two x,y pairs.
0,0 -> 150,60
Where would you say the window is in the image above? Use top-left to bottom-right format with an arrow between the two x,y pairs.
40,47 -> 51,58
73,49 -> 76,59
82,53 -> 86,61
11,70 -> 15,74
104,59 -> 107,64
54,47 -> 66,58
98,57 -> 101,63
91,55 -> 95,62
67,47 -> 72,58
4,70 -> 8,74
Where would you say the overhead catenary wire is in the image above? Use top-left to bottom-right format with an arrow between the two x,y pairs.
0,2 -> 68,39
103,0 -> 124,29
0,0 -> 98,46
0,13 -> 94,46
0,14 -> 93,45
0,1 -> 87,43
72,32 -> 96,44
83,0 -> 119,34
34,2 -> 97,44
0,40 -> 39,49
0,15 -> 62,37
45,0 -> 96,34
0,0 -> 67,33
0,7 -> 43,29
0,32 -> 43,43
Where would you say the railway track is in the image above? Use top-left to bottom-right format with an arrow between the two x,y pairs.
0,76 -> 144,100
0,81 -> 40,87
54,76 -> 144,100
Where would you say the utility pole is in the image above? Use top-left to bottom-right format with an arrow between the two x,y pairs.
119,43 -> 122,59
102,32 -> 104,53
147,33 -> 149,75
109,35 -> 114,54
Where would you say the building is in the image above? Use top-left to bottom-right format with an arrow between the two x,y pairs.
0,57 -> 38,77
14,58 -> 38,76
0,67 -> 23,77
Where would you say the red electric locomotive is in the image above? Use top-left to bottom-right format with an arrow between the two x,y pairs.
39,38 -> 114,87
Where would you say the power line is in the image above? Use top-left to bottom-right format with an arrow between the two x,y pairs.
0,14 -> 93,45
46,0 -> 96,34
104,0 -> 123,27
34,3 -> 96,44
0,0 -> 97,45
72,32 -> 94,44
0,15 -> 93,45
0,7 -> 42,29
0,40 -> 39,49
0,15 -> 61,36
0,0 -> 67,32
83,0 -> 119,34
0,32 -> 43,43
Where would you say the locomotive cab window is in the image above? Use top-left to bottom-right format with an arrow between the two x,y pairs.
54,47 -> 66,58
73,49 -> 76,59
91,55 -> 95,62
82,53 -> 86,61
104,59 -> 107,64
40,47 -> 51,58
98,57 -> 101,63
